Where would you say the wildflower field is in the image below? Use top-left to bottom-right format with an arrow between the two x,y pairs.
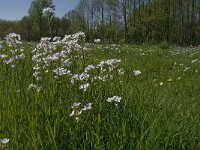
0,33 -> 200,149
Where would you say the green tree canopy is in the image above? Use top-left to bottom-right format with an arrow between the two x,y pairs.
28,0 -> 54,39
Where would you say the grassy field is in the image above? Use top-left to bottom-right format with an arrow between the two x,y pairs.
0,33 -> 200,149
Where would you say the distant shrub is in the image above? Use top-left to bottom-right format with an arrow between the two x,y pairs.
159,41 -> 170,50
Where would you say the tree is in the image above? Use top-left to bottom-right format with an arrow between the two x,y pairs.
121,0 -> 128,42
0,20 -> 21,38
42,6 -> 55,39
28,0 -> 54,39
20,16 -> 33,41
64,10 -> 85,34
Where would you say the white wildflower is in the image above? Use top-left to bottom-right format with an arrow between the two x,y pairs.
94,39 -> 101,43
82,103 -> 92,111
184,67 -> 191,72
118,68 -> 125,75
53,36 -> 60,42
79,83 -> 90,91
84,65 -> 95,72
70,110 -> 75,116
167,78 -> 172,82
28,84 -> 37,90
0,54 -> 8,59
33,65 -> 40,70
72,102 -> 81,108
107,96 -> 122,103
75,117 -> 80,122
33,72 -> 40,77
11,64 -> 16,68
42,7 -> 54,16
3,58 -> 14,64
191,59 -> 198,63
16,53 -> 25,59
0,138 -> 10,149
70,102 -> 92,122
133,70 -> 141,76
53,67 -> 71,76
36,86 -> 42,92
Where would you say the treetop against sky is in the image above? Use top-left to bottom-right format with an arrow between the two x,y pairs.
0,0 -> 80,20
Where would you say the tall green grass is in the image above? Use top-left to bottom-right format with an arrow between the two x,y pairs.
1,43 -> 200,149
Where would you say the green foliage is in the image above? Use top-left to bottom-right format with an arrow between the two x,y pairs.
28,0 -> 54,38
2,0 -> 200,45
0,20 -> 21,38
63,10 -> 85,34
158,41 -> 170,50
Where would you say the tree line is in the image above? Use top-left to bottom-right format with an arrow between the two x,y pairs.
0,0 -> 70,41
1,0 -> 200,46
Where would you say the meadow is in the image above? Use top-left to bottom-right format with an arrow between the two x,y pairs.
0,33 -> 200,150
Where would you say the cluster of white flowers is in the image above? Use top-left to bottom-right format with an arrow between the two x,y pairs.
5,33 -> 21,46
70,58 -> 122,91
107,96 -> 122,103
31,32 -> 85,83
79,83 -> 90,91
69,95 -> 122,122
107,96 -> 122,108
133,70 -> 141,76
42,7 -> 54,16
94,39 -> 101,43
29,32 -> 124,94
0,33 -> 25,68
117,68 -> 125,75
96,59 -> 121,71
28,84 -> 42,92
71,73 -> 90,84
53,67 -> 72,76
84,65 -> 95,72
70,102 -> 92,122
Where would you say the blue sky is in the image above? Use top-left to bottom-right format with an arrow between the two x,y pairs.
0,0 -> 80,21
